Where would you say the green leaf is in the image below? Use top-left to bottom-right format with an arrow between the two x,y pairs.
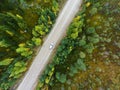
32,37 -> 42,46
85,43 -> 94,53
86,27 -> 95,34
70,65 -> 78,74
79,39 -> 86,46
79,52 -> 86,58
16,47 -> 25,53
89,7 -> 98,15
88,36 -> 99,44
56,72 -> 67,83
77,59 -> 86,71
71,32 -> 78,39
0,39 -> 10,47
32,30 -> 39,37
0,58 -> 14,66
10,61 -> 27,78
15,62 -> 23,67
55,72 -> 60,80
59,74 -> 67,83
19,67 -> 27,73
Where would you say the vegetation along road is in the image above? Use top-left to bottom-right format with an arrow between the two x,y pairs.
17,0 -> 83,90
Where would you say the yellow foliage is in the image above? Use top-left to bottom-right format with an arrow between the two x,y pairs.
74,16 -> 81,22
6,30 -> 14,36
45,77 -> 50,84
16,14 -> 23,19
86,2 -> 91,7
18,43 -> 26,47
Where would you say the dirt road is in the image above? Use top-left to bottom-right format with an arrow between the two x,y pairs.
17,0 -> 83,90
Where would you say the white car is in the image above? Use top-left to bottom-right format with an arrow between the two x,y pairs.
49,43 -> 54,50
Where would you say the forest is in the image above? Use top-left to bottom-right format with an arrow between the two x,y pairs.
0,0 -> 120,90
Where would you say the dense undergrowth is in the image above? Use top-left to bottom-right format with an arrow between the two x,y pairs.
0,0 -> 60,89
0,0 -> 119,90
37,0 -> 120,90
